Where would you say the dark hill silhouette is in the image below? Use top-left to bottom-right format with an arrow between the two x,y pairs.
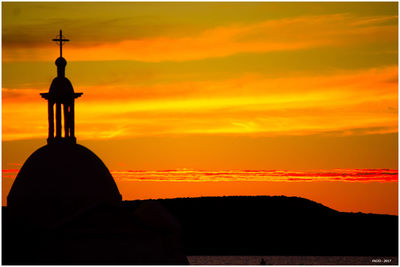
3,195 -> 397,263
124,196 -> 398,256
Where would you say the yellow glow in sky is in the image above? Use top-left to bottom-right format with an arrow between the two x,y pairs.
3,1 -> 398,166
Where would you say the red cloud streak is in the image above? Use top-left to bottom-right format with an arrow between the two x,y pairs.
3,168 -> 397,183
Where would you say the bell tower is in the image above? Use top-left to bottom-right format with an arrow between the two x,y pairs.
40,30 -> 83,144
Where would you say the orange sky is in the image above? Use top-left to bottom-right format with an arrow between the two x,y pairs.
2,2 -> 398,214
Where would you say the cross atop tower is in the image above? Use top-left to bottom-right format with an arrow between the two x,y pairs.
52,29 -> 69,57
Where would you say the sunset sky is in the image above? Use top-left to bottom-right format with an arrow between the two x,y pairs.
2,2 -> 398,214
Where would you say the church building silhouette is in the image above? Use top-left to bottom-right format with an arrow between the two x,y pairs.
4,31 -> 188,264
7,30 -> 122,228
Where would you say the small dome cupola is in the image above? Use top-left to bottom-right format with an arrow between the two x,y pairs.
55,56 -> 67,77
49,56 -> 74,98
40,30 -> 82,144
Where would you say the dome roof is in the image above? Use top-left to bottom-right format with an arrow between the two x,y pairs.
7,143 -> 122,228
49,76 -> 75,98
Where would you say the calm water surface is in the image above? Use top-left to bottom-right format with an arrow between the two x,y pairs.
187,255 -> 398,265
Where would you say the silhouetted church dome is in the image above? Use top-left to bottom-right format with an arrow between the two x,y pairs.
7,143 -> 122,228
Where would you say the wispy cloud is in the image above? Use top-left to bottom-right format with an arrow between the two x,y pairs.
3,14 -> 396,62
3,66 -> 396,140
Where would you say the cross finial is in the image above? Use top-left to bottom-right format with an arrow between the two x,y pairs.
52,29 -> 69,57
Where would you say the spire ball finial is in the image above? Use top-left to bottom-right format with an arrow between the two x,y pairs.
55,57 -> 67,67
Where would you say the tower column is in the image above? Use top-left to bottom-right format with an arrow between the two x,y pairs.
63,103 -> 70,138
70,100 -> 75,138
56,102 -> 62,138
48,101 -> 54,140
